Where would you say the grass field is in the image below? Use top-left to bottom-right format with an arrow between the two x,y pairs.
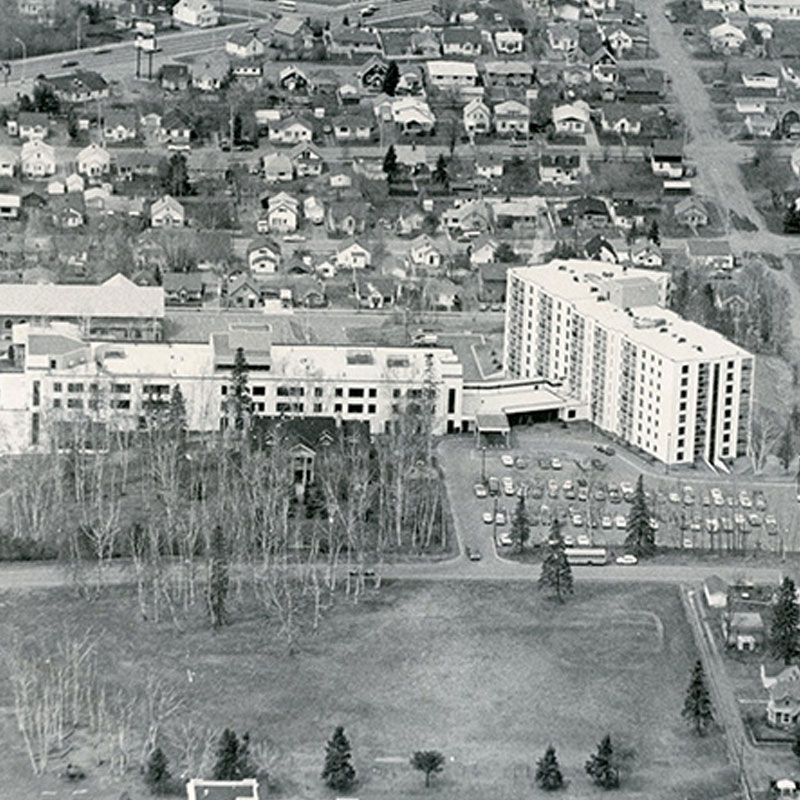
0,581 -> 736,799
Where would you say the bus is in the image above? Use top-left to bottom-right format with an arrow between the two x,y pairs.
278,0 -> 297,10
663,179 -> 692,196
564,547 -> 608,566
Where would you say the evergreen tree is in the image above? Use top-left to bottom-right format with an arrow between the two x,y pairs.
535,745 -> 564,791
771,577 -> 800,665
213,729 -> 256,780
410,750 -> 445,788
777,421 -> 795,472
539,519 -> 573,603
785,205 -> 800,234
207,525 -> 229,628
433,153 -> 449,187
160,153 -> 191,197
647,220 -> 660,246
382,60 -> 400,96
625,221 -> 639,247
585,735 -> 619,789
321,726 -> 356,791
624,475 -> 655,558
167,383 -> 187,438
682,660 -> 713,735
145,746 -> 172,795
511,494 -> 530,554
228,346 -> 252,430
792,726 -> 800,761
382,144 -> 398,183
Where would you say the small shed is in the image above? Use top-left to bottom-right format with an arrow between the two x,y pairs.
723,611 -> 765,651
703,575 -> 728,609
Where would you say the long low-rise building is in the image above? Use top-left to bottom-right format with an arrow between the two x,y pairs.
1,322 -> 464,452
503,260 -> 753,466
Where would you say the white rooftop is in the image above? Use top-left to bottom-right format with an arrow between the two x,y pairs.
426,60 -> 478,77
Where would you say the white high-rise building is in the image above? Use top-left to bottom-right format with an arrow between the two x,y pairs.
504,260 -> 754,465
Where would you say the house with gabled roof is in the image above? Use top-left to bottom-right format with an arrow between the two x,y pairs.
77,142 -> 111,178
358,55 -> 389,92
327,26 -> 383,57
162,271 -> 205,306
583,234 -> 618,263
397,64 -> 425,96
476,152 -> 504,180
442,199 -> 493,234
553,100 -> 591,134
539,151 -> 581,185
560,196 -> 611,227
160,63 -> 191,92
763,665 -> 800,728
629,240 -> 664,268
0,192 -> 21,219
327,199 -> 368,236
51,194 -> 85,228
226,29 -> 265,58
191,52 -> 231,91
266,191 -> 299,232
391,97 -> 436,134
426,60 -> 478,88
408,233 -> 442,269
685,238 -> 732,268
650,138 -> 683,177
160,111 -> 193,144
483,60 -> 534,87
495,29 -> 524,54
469,234 -> 498,266
151,194 -> 186,227
332,112 -> 374,142
0,146 -> 19,177
20,139 -> 56,177
604,24 -> 634,54
103,109 -> 137,142
290,142 -> 323,177
173,0 -> 218,26
356,275 -> 398,309
547,22 -> 579,53
494,99 -> 529,136
463,97 -> 491,134
267,115 -> 314,145
16,111 -> 49,140
272,14 -> 312,51
278,65 -> 312,92
262,151 -> 294,183
709,21 -> 746,53
247,236 -> 281,273
336,239 -> 372,269
42,70 -> 110,103
675,196 -> 709,228
115,151 -> 163,181
441,26 -> 483,56
312,68 -> 340,94
411,29 -> 441,57
600,104 -> 643,135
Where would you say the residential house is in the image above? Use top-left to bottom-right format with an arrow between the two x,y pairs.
336,240 -> 372,269
675,196 -> 710,228
469,234 -> 498,266
560,196 -> 611,227
47,178 -> 65,195
115,151 -> 163,181
746,112 -> 778,137
734,96 -> 768,115
741,66 -> 780,89
629,240 -> 663,268
304,196 -> 324,225
650,138 -> 684,177
77,143 -> 111,178
723,611 -> 765,651
494,99 -> 529,136
491,197 -> 543,231
160,63 -> 192,92
410,30 -> 442,57
162,271 -> 205,306
762,665 -> 800,729
17,112 -> 49,140
160,112 -> 193,144
290,143 -> 324,177
333,113 -> 374,142
272,15 -> 311,51
702,0 -> 741,10
268,115 -> 314,145
278,65 -> 312,92
84,185 -> 111,212
358,56 -> 389,92
327,26 -> 383,57
585,46 -> 618,84
266,192 -> 299,233
356,276 -> 397,309
329,169 -> 354,190
495,30 -> 524,54
172,0 -> 218,26
426,60 -> 478,89
227,275 -> 268,308
187,150 -> 227,182
0,146 -> 19,177
151,194 -> 186,227
476,153 -> 504,180
0,193 -> 21,219
52,194 -> 85,228
686,238 -> 733,269
442,199 -> 493,234
547,22 -> 579,53
539,152 -> 581,185
232,61 -> 263,89
262,152 -> 294,183
191,52 -> 230,91
441,27 -> 483,56
583,234 -> 618,262
397,205 -> 425,236
41,71 -> 110,103
408,234 -> 442,269
620,68 -> 664,102
20,140 -> 56,178
103,110 -> 137,142
390,97 -> 436,134
478,263 -> 509,303
611,197 -> 646,230
482,61 -> 534,88
226,29 -> 265,58
463,98 -> 492,134
604,24 -> 634,54
709,22 -> 747,52
551,0 -> 582,20
337,81 -> 361,105
247,237 -> 281,273
703,575 -> 728,609
600,105 -> 643,135
552,100 -> 591,135
327,199 -> 368,236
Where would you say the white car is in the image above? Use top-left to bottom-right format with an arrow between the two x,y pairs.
620,481 -> 634,495
615,554 -> 638,566
563,534 -> 575,547
551,457 -> 563,470
503,478 -> 515,496
563,479 -> 574,491
571,513 -> 584,527
683,537 -> 693,549
498,532 -> 513,546
669,492 -> 680,504
649,517 -> 660,530
474,483 -> 488,498
501,454 -> 515,467
577,534 -> 591,546
739,492 -> 753,509
615,515 -> 627,529
601,515 -> 612,529
482,511 -> 494,524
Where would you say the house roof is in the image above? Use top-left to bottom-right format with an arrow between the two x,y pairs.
442,26 -> 482,44
273,14 -> 306,35
248,236 -> 281,254
652,138 -> 683,158
686,238 -> 730,256
483,60 -> 534,75
426,60 -> 478,78
104,109 -> 137,129
46,70 -> 108,93
0,273 -> 164,318
675,196 -> 708,217
18,111 -> 49,127
162,271 -> 204,291
540,152 -> 580,168
227,28 -> 261,46
729,611 -> 764,631
704,574 -> 728,594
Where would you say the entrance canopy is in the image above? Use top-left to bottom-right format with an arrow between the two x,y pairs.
475,412 -> 510,447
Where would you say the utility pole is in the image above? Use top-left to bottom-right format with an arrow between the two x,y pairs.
481,444 -> 487,483
14,37 -> 26,84
492,495 -> 498,544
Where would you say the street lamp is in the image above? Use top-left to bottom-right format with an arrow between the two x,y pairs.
481,444 -> 487,484
492,495 -> 498,544
13,37 -> 26,84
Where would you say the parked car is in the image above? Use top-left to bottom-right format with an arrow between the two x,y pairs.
683,537 -> 693,549
601,515 -> 612,529
615,515 -> 627,529
594,488 -> 607,502
754,491 -> 767,511
468,546 -> 482,561
530,484 -> 544,499
616,554 -> 638,565
495,509 -> 507,526
488,477 -> 499,496
571,513 -> 584,527
563,534 -> 575,547
538,458 -> 550,470
748,512 -> 762,527
482,511 -> 494,524
590,458 -> 606,470
765,514 -> 778,534
739,491 -> 753,509
551,457 -> 563,470
474,483 -> 488,498
498,532 -> 513,546
608,487 -> 622,504
62,59 -> 79,67
669,491 -> 680,504
515,456 -> 528,470
501,454 -> 515,467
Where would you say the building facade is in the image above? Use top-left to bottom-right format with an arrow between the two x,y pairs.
503,260 -> 753,465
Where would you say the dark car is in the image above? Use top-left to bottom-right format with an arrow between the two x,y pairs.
94,47 -> 112,55
590,458 -> 606,471
467,547 -> 482,561
62,59 -> 79,67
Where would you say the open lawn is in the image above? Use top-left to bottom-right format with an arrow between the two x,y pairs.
0,580 -> 736,799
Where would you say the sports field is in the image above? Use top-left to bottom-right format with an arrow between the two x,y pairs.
0,580 -> 736,799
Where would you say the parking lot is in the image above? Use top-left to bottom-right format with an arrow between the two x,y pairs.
440,425 -> 800,561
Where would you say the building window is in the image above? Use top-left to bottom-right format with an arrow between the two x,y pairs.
334,403 -> 342,412
53,382 -> 62,392
221,385 -> 228,395
49,359 -> 57,369
349,388 -> 364,398
277,386 -> 304,397
314,387 -> 323,397
368,388 -> 377,398
347,403 -> 364,413
335,387 -> 343,397
313,402 -> 323,413
53,398 -> 61,409
113,399 -> 131,410
252,386 -> 266,396
32,381 -> 40,407
676,451 -> 684,461
682,365 -> 689,374
67,398 -> 83,409
368,404 -> 376,414
68,383 -> 83,393
31,412 -> 39,446
112,383 -> 131,394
